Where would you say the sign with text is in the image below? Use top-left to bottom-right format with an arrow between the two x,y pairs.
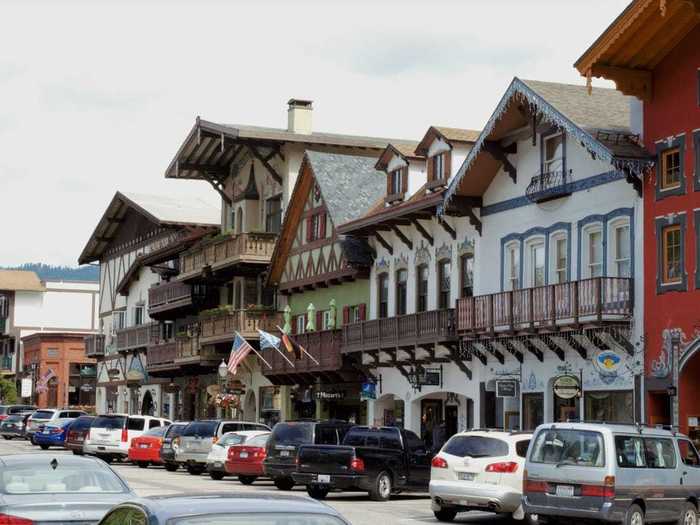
496,380 -> 518,398
553,375 -> 581,400
20,378 -> 32,398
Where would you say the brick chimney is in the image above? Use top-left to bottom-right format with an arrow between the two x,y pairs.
287,99 -> 313,135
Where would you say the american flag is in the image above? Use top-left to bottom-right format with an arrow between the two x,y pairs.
228,333 -> 253,375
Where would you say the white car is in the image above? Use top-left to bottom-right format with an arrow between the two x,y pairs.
26,408 -> 87,442
206,430 -> 270,480
429,429 -> 532,522
83,413 -> 170,463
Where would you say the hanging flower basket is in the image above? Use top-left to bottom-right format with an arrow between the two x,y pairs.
214,393 -> 240,409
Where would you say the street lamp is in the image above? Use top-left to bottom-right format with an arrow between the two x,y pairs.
217,360 -> 228,418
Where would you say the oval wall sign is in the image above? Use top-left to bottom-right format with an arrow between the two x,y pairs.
553,375 -> 580,400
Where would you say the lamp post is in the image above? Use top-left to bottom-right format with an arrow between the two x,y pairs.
217,360 -> 228,419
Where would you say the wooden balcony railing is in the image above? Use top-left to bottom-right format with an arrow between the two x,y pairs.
115,323 -> 156,352
179,232 -> 277,280
457,277 -> 633,334
342,309 -> 456,354
265,329 -> 342,376
84,334 -> 105,357
148,281 -> 194,315
199,310 -> 283,345
146,340 -> 177,368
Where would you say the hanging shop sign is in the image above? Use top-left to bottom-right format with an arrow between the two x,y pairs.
107,368 -> 121,379
593,350 -> 622,376
316,390 -> 345,401
408,365 -> 442,391
228,380 -> 246,395
163,382 -> 180,394
20,378 -> 32,398
125,369 -> 145,382
496,380 -> 518,398
361,382 -> 377,401
553,375 -> 581,400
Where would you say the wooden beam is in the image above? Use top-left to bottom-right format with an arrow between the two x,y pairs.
540,335 -> 565,361
373,232 -> 393,255
590,65 -> 652,102
200,171 -> 232,205
587,331 -> 610,351
608,328 -> 635,356
249,146 -> 283,185
392,226 -> 413,250
437,217 -> 456,240
480,340 -> 504,365
448,350 -> 472,380
519,339 -> 543,362
566,335 -> 588,360
465,208 -> 482,236
412,220 -> 434,246
484,141 -> 517,183
177,163 -> 228,175
501,340 -> 523,364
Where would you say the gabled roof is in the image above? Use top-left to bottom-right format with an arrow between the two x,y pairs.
375,142 -> 422,172
267,151 -> 385,286
0,270 -> 45,292
415,126 -> 480,156
443,77 -> 652,208
79,191 -> 220,265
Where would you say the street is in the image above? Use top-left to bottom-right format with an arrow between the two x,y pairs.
0,439 -> 506,525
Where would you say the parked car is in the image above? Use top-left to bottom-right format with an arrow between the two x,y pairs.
206,430 -> 270,480
264,420 -> 353,491
64,415 -> 96,455
0,454 -> 135,523
128,425 -> 169,468
175,420 -> 270,476
523,422 -> 700,525
0,405 -> 36,422
0,412 -> 34,440
293,425 -> 432,501
83,413 -> 171,463
97,494 -> 352,525
225,432 -> 271,485
32,418 -> 75,450
429,429 -> 532,522
160,421 -> 189,472
26,408 -> 87,442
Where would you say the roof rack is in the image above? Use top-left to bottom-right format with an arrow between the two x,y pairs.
559,420 -> 680,435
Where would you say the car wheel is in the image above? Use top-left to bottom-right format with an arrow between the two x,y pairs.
39,444 -> 49,450
209,471 -> 225,481
29,436 -> 36,445
274,477 -> 295,491
307,485 -> 330,500
164,463 -> 178,472
187,465 -> 204,476
2,436 -> 11,440
433,509 -> 457,522
137,461 -> 149,469
679,502 -> 698,525
369,471 -> 392,501
238,475 -> 257,485
625,504 -> 644,525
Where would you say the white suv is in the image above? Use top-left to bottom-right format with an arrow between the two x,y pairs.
27,408 -> 87,442
429,429 -> 532,522
84,414 -> 170,463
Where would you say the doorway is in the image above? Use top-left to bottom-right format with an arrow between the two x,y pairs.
421,399 -> 442,451
445,405 -> 458,438
554,395 -> 578,422
141,390 -> 154,416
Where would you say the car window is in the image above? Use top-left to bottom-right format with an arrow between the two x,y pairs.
515,439 -> 531,458
101,507 -> 148,525
0,407 -> 7,415
644,437 -> 676,469
246,434 -> 270,448
443,436 -> 509,458
615,435 -> 646,467
32,410 -> 55,420
405,430 -> 426,453
58,412 -> 70,418
148,419 -> 161,429
182,421 -> 218,438
69,417 -> 94,431
127,418 -> 145,431
316,427 -> 338,445
678,439 -> 700,467
269,423 -> 314,446
93,415 -> 126,429
0,462 -> 128,494
221,423 -> 243,434
220,433 -> 246,446
165,424 -> 187,438
530,429 -> 605,467
144,426 -> 168,437
342,428 -> 402,449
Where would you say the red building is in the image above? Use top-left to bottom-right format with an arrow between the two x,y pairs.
576,0 -> 700,436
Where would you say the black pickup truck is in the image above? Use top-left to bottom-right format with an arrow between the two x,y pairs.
292,426 -> 432,501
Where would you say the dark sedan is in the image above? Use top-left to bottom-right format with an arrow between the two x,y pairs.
98,494 -> 351,525
0,412 -> 33,440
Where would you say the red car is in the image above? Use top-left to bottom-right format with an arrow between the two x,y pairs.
128,425 -> 168,468
225,432 -> 270,484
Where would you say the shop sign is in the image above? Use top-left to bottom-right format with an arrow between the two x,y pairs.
80,365 -> 97,377
107,368 -> 121,379
593,350 -> 622,376
361,382 -> 376,401
496,380 -> 518,398
227,380 -> 246,395
408,366 -> 442,389
553,375 -> 580,400
316,390 -> 345,400
125,369 -> 145,382
80,384 -> 93,392
20,378 -> 32,398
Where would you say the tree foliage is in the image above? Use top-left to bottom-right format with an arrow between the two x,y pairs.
0,263 -> 98,282
0,377 -> 17,404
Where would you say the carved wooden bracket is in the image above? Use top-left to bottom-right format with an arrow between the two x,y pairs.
591,65 -> 652,102
484,141 -> 517,183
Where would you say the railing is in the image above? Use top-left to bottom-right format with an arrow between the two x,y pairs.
84,334 -> 105,357
526,169 -> 573,203
179,232 -> 277,279
115,323 -> 156,352
199,310 -> 283,344
148,281 -> 193,314
146,340 -> 177,367
265,329 -> 342,376
457,277 -> 633,333
0,354 -> 11,370
342,309 -> 456,354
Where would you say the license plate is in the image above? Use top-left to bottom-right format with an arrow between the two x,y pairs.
139,443 -> 149,448
76,437 -> 84,442
214,462 -> 222,467
240,451 -> 248,458
98,446 -> 106,451
458,472 -> 476,481
316,474 -> 331,484
280,450 -> 290,457
556,485 -> 575,497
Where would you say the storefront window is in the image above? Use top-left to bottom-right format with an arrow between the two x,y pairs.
68,363 -> 96,407
523,393 -> 544,430
584,390 -> 633,423
259,386 -> 281,428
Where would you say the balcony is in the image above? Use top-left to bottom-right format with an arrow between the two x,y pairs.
84,334 -> 105,358
148,281 -> 215,318
199,309 -> 283,345
264,329 -> 344,383
146,340 -> 177,371
342,309 -> 457,354
526,169 -> 573,203
457,277 -> 633,335
115,323 -> 155,352
179,232 -> 277,282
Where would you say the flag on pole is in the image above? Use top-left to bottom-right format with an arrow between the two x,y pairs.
281,331 -> 302,360
228,333 -> 254,375
258,329 -> 295,368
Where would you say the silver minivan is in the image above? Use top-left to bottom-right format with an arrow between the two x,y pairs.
523,422 -> 700,525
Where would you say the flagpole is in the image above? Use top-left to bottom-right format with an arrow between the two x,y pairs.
235,331 -> 272,369
258,330 -> 296,368
276,325 -> 320,365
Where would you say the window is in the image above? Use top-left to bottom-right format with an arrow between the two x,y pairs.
553,236 -> 567,283
678,439 -> 700,467
322,310 -> 333,330
378,274 -> 389,319
127,417 -> 145,431
588,229 -> 603,278
615,435 -> 646,467
395,270 -> 407,316
460,255 -> 473,298
432,153 -> 445,180
133,306 -> 144,326
295,315 -> 306,335
443,436 -> 509,458
307,213 -> 326,242
350,305 -> 361,323
660,147 -> 681,190
437,260 -> 451,309
112,311 -> 126,333
148,419 -> 161,429
530,429 -> 605,467
265,197 -> 282,234
643,438 -> 677,469
662,225 -> 682,284
505,243 -> 520,290
584,390 -> 633,423
543,133 -> 564,173
529,241 -> 545,287
416,265 -> 429,312
317,427 -> 339,445
613,223 -> 631,277
389,169 -> 402,195
236,208 -> 243,234
515,440 -> 531,458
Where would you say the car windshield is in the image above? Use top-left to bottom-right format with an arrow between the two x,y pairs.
220,433 -> 246,446
182,421 -> 218,438
32,410 -> 55,420
70,417 -> 94,431
270,423 -> 314,446
530,429 -> 605,467
1,462 -> 128,494
166,424 -> 188,438
93,415 -> 126,429
171,513 -> 346,525
5,415 -> 24,422
442,436 -> 509,458
246,434 -> 270,448
144,426 -> 167,437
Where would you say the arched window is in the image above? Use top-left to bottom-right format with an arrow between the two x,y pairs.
437,259 -> 451,309
378,273 -> 389,318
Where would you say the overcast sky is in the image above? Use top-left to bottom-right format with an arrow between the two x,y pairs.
0,0 -> 628,267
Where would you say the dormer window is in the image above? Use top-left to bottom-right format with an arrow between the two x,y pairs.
427,150 -> 451,190
433,154 -> 445,180
390,169 -> 402,195
543,133 -> 565,174
386,166 -> 407,204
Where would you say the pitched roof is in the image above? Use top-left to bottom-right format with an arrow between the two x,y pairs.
416,125 -> 480,155
0,270 -> 45,292
375,142 -> 422,171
